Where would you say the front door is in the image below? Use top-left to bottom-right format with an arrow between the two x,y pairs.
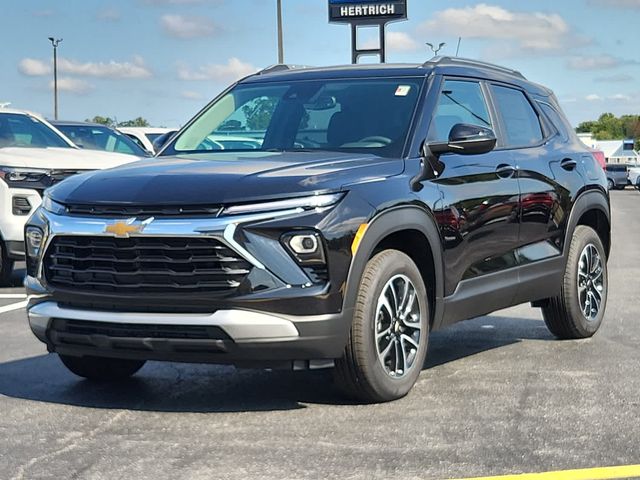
426,78 -> 521,323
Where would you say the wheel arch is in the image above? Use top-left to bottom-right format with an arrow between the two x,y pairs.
565,189 -> 611,259
343,206 -> 445,329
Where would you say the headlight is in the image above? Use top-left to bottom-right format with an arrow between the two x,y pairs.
42,195 -> 66,215
25,226 -> 44,258
223,192 -> 344,216
0,167 -> 51,189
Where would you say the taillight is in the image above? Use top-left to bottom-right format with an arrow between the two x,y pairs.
592,151 -> 606,169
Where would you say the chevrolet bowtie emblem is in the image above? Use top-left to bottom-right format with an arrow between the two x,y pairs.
105,217 -> 154,238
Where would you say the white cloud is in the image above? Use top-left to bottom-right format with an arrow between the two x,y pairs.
19,56 -> 152,79
588,0 -> 640,8
161,14 -> 218,38
585,94 -> 603,101
32,9 -> 54,17
141,0 -> 221,4
50,77 -> 94,95
387,32 -> 420,52
97,8 -> 121,22
180,90 -> 204,100
177,57 -> 256,82
58,56 -> 152,79
419,4 -> 583,53
18,58 -> 51,76
594,73 -> 634,83
566,55 -> 638,70
608,93 -> 632,101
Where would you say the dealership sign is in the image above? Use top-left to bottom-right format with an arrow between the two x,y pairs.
329,0 -> 407,24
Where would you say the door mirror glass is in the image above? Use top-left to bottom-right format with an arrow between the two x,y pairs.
427,123 -> 497,156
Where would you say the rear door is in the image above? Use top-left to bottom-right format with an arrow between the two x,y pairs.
487,84 -> 584,303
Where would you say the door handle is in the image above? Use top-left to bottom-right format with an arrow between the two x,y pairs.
496,164 -> 516,178
561,158 -> 578,171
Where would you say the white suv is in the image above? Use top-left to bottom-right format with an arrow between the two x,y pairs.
0,109 -> 140,283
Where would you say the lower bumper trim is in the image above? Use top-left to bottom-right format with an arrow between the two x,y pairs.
28,301 -> 300,343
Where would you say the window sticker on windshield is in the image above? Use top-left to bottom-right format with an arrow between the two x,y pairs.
395,85 -> 411,97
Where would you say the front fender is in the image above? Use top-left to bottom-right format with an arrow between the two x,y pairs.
342,205 -> 445,330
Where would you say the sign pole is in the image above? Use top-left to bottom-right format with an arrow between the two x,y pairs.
328,0 -> 408,64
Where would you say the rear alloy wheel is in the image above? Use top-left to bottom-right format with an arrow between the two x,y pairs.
0,240 -> 14,287
541,226 -> 607,339
335,250 -> 429,403
607,179 -> 614,190
59,354 -> 146,381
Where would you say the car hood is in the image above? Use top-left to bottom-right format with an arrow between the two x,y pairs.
47,151 -> 403,206
0,147 -> 139,170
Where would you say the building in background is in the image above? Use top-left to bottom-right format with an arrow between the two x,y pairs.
578,133 -> 639,164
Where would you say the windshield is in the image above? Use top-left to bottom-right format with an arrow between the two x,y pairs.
56,124 -> 148,156
0,113 -> 71,149
168,77 -> 422,158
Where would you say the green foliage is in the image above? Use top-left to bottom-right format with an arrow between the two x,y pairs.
577,113 -> 640,149
85,116 -> 151,128
242,97 -> 278,131
85,115 -> 115,126
117,117 -> 150,128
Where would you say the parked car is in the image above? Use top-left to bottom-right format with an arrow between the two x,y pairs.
605,164 -> 628,190
25,58 -> 610,402
0,108 -> 139,284
625,163 -> 640,189
118,127 -> 174,155
51,121 -> 150,157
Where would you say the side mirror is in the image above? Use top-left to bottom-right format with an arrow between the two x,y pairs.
412,124 -> 497,192
427,123 -> 497,157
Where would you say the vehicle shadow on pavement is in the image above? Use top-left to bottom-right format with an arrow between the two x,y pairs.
0,315 -> 553,412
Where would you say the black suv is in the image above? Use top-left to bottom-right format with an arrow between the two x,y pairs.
25,57 -> 610,402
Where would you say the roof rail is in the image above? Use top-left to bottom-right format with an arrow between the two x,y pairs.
256,64 -> 311,75
424,56 -> 526,80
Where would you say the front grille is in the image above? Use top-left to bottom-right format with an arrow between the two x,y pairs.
51,319 -> 231,341
64,204 -> 222,217
44,236 -> 252,294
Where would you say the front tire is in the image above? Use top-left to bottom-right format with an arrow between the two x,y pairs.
59,354 -> 146,380
541,226 -> 608,339
335,250 -> 429,403
607,179 -> 614,190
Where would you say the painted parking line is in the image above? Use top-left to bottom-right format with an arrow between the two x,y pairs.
0,294 -> 27,299
448,464 -> 640,480
0,300 -> 28,314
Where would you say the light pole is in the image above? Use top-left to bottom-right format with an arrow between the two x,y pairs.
426,42 -> 446,56
276,0 -> 284,64
48,37 -> 62,120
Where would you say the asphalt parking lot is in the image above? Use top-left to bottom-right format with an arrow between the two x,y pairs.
1,190 -> 639,480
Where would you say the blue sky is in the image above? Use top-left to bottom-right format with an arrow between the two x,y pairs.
1,0 -> 638,127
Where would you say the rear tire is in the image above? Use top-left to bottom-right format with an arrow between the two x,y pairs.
541,226 -> 607,339
334,250 -> 429,403
59,354 -> 146,380
0,240 -> 14,287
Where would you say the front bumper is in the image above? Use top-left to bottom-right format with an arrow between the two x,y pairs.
0,184 -> 42,258
24,200 -> 361,366
27,300 -> 350,367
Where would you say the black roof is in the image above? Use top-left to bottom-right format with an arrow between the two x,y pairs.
241,56 -> 553,97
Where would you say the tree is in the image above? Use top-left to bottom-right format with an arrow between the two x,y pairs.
86,116 -> 115,126
576,113 -> 640,150
117,117 -> 150,128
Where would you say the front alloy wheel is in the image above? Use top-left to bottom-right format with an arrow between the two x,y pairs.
335,250 -> 429,403
375,275 -> 422,379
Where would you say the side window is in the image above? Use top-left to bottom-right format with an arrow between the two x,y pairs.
491,85 -> 543,148
538,102 -> 569,142
428,80 -> 492,142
